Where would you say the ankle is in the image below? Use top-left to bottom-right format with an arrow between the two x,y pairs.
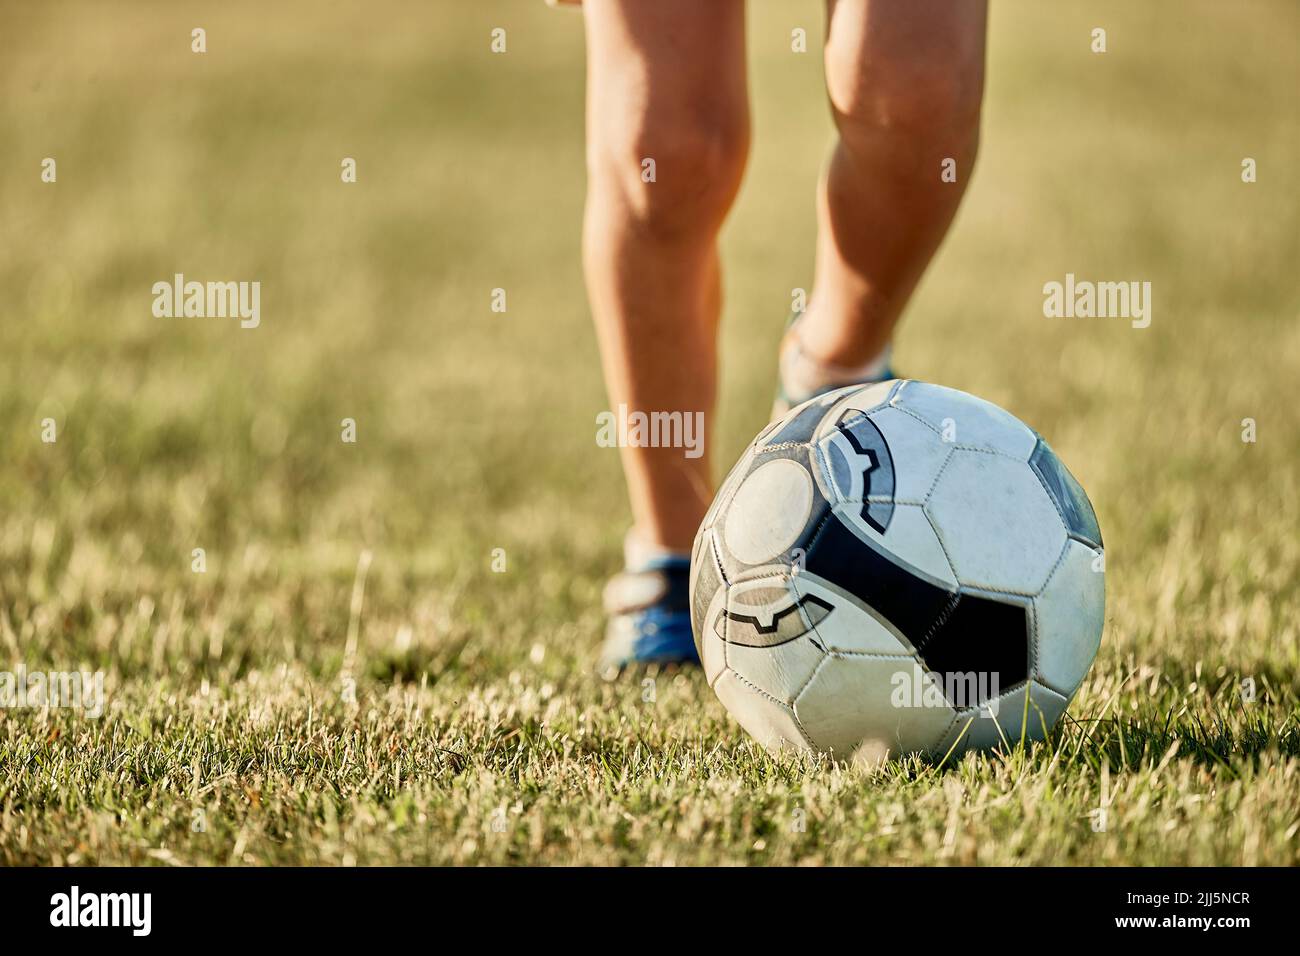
624,527 -> 691,571
779,317 -> 892,404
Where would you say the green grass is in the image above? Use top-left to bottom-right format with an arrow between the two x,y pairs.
1,0 -> 1297,865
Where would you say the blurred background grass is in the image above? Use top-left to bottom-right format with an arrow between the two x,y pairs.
0,0 -> 1297,864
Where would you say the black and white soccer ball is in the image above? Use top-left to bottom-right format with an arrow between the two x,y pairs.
690,380 -> 1104,762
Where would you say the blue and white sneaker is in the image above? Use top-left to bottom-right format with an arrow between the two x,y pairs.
599,552 -> 698,675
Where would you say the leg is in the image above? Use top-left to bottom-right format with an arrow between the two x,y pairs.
583,0 -> 749,554
788,0 -> 987,377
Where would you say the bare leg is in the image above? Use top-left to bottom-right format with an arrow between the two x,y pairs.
789,0 -> 987,374
583,0 -> 749,553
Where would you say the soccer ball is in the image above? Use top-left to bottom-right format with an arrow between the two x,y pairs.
690,380 -> 1104,763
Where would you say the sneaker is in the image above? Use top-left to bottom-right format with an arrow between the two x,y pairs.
598,553 -> 698,675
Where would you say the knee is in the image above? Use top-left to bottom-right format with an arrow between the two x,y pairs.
826,40 -> 984,160
588,108 -> 749,241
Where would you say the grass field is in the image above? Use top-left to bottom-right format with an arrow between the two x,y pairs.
1,0 -> 1297,865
